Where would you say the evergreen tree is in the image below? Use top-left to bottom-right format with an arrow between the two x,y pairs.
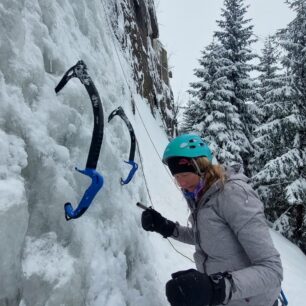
182,42 -> 246,164
252,37 -> 282,174
277,0 -> 306,253
253,0 -> 306,253
180,98 -> 204,135
257,37 -> 280,100
214,0 -> 258,174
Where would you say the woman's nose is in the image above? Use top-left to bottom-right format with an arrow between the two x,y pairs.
177,177 -> 187,187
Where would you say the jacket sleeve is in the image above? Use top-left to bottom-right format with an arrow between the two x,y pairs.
171,222 -> 195,245
216,182 -> 283,300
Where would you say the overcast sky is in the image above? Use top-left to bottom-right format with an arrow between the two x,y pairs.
156,0 -> 295,104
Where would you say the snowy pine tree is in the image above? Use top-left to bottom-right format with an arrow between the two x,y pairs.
182,42 -> 246,164
180,98 -> 204,135
252,37 -> 282,174
181,0 -> 259,170
214,0 -> 258,174
277,0 -> 306,252
253,0 -> 306,253
257,37 -> 280,108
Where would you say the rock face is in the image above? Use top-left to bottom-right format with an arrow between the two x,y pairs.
110,0 -> 177,136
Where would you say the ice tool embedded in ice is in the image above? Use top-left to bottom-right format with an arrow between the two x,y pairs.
55,60 -> 104,220
108,106 -> 138,184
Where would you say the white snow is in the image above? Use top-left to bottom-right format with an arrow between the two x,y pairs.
22,232 -> 75,288
0,0 -> 305,305
271,231 -> 306,305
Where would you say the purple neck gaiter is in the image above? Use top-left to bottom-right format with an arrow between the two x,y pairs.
183,178 -> 205,202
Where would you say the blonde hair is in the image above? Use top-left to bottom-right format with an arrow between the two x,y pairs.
193,157 -> 226,193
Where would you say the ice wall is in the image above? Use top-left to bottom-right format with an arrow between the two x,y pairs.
0,1 -> 175,305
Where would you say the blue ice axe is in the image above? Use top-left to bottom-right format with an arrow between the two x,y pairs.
55,60 -> 104,220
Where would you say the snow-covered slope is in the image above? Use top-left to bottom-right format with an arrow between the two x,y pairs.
0,1 -> 305,305
271,231 -> 306,305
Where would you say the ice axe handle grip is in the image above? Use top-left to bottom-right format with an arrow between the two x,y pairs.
136,202 -> 150,210
64,168 -> 104,220
121,160 -> 138,185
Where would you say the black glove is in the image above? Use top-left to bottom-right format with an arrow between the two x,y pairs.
165,269 -> 226,306
141,208 -> 176,238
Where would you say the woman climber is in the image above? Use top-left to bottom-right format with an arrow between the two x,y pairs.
141,134 -> 283,306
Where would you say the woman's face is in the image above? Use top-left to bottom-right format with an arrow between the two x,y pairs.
174,172 -> 201,192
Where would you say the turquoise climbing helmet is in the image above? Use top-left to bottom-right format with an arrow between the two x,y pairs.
162,134 -> 213,164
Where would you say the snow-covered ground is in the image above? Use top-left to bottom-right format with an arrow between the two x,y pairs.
0,1 -> 305,305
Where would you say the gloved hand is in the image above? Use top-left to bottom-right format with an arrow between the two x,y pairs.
141,208 -> 176,238
165,269 -> 227,306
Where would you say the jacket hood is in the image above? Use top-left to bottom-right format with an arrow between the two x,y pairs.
226,164 -> 249,183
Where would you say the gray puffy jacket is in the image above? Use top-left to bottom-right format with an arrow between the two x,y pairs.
172,166 -> 283,306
